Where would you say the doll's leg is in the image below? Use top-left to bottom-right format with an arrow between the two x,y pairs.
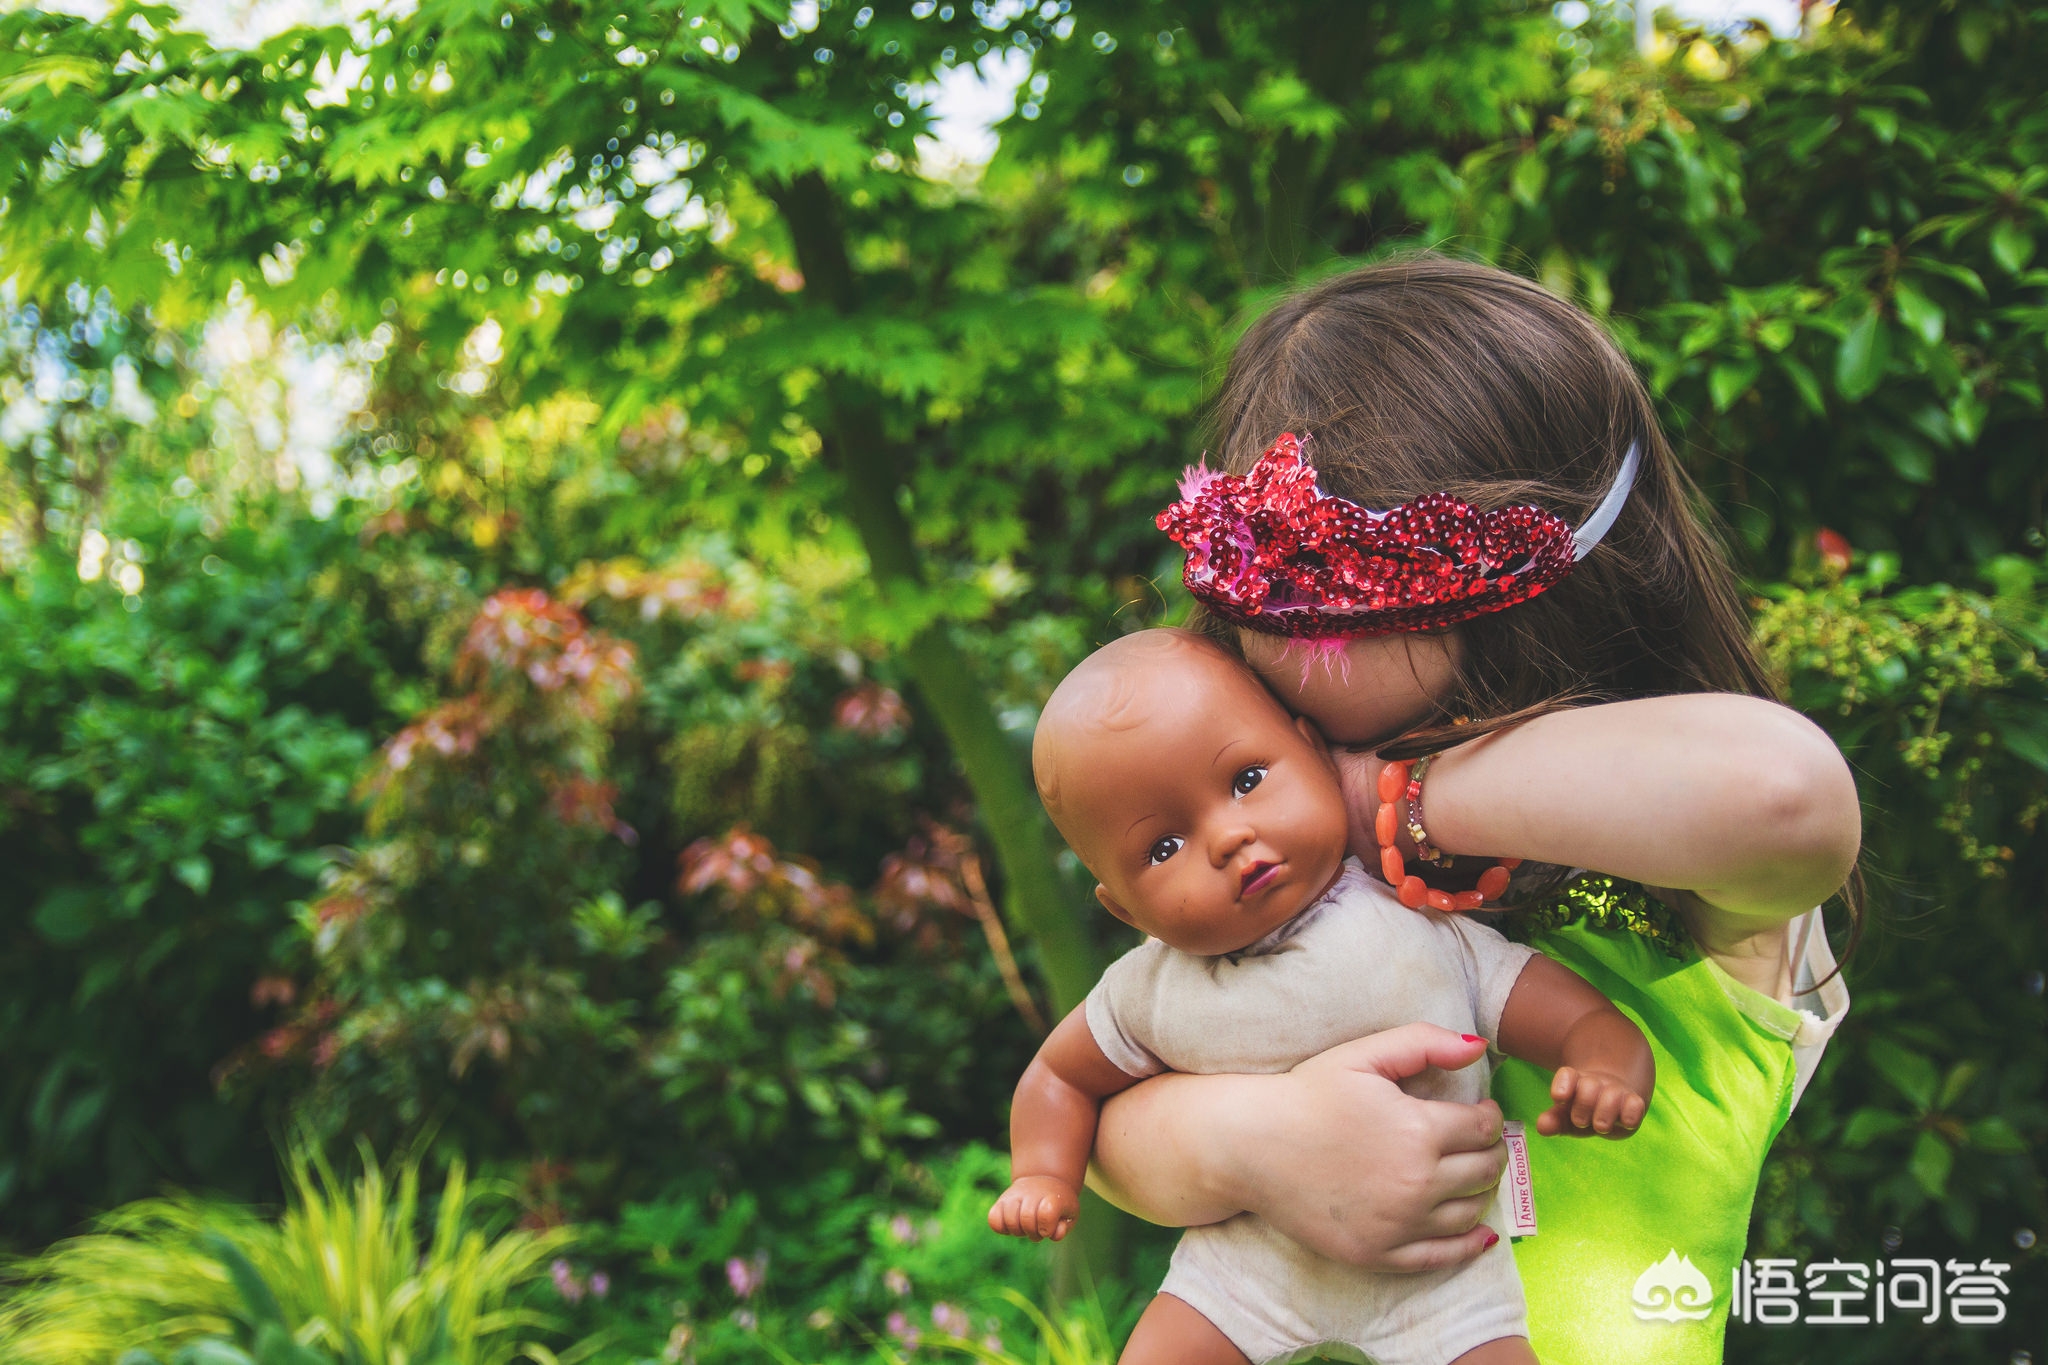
1118,1292 -> 1250,1365
1447,1335 -> 1539,1365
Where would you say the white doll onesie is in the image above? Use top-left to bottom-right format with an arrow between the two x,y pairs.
1085,858 -> 1539,1365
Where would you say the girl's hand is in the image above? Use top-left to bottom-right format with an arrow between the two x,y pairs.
1092,1024 -> 1506,1273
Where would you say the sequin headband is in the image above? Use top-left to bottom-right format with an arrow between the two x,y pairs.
1155,433 -> 1642,639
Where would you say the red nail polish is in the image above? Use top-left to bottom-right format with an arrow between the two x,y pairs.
1460,1033 -> 1483,1044
1484,1232 -> 1500,1249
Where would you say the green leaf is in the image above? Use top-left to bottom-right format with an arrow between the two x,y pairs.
1949,391 -> 1986,445
1778,356 -> 1826,415
1856,106 -> 1899,144
175,855 -> 213,895
1964,1117 -> 2028,1154
170,1343 -> 257,1365
252,1322 -> 329,1365
0,55 -> 104,101
33,886 -> 101,945
1957,9 -> 1995,63
1867,425 -> 1934,484
1991,218 -> 2035,274
1935,1060 -> 1980,1110
1841,1107 -> 1913,1148
1834,305 -> 1890,401
1908,1130 -> 1953,1197
1892,283 -> 1944,344
1868,1037 -> 1938,1110
1709,358 -> 1760,412
1996,715 -> 2048,775
1510,154 -> 1548,208
203,1231 -> 287,1329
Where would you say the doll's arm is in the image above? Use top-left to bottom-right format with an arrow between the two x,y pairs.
989,1003 -> 1143,1242
1495,954 -> 1655,1137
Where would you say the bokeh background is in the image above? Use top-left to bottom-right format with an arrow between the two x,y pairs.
0,1 -> 2044,1362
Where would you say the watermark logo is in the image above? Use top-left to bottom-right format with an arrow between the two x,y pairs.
1631,1250 -> 1715,1322
1730,1257 -> 2011,1326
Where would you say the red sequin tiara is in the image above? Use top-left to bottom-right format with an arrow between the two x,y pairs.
1155,432 -> 1641,640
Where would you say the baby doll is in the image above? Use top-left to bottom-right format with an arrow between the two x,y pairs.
988,628 -> 1655,1365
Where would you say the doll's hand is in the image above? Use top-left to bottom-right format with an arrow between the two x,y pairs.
988,1175 -> 1080,1241
1538,1066 -> 1648,1138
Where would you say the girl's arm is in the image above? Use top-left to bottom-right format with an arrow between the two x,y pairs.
1359,694 -> 1860,989
991,1005 -> 1142,1242
1089,1024 -> 1511,1271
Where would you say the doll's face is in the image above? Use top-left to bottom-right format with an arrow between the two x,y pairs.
1238,630 -> 1462,748
1034,631 -> 1350,957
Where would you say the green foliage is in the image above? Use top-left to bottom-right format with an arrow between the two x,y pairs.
0,1143 -> 584,1365
248,463 -> 1036,1212
1742,553 -> 2047,1357
2,0 -> 2047,1356
0,494 -> 421,1239
543,1143 -> 1156,1365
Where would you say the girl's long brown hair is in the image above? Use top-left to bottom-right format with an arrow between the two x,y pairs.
1196,253 -> 1863,957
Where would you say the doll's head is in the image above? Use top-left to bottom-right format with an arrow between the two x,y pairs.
1032,629 -> 1350,957
1200,253 -> 1776,750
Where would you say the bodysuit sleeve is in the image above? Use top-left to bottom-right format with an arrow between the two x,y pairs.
1083,939 -> 1171,1080
1440,912 -> 1540,1049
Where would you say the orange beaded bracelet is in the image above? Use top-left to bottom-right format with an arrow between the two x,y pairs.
1374,757 -> 1520,912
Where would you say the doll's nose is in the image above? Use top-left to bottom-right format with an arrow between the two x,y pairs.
1208,822 -> 1257,866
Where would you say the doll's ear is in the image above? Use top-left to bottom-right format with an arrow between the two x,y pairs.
1094,884 -> 1136,927
1293,715 -> 1341,773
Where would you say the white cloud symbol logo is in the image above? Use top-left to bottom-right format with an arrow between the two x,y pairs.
1632,1249 -> 1715,1322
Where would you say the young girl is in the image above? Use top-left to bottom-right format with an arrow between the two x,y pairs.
1086,256 -> 1861,1365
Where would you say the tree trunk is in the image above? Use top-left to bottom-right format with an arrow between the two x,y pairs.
831,403 -> 1102,1013
772,172 -> 1127,1293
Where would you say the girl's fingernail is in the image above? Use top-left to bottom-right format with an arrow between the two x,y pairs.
1483,1232 -> 1500,1249
1461,1034 -> 1483,1043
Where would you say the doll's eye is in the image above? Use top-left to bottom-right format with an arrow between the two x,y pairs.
1147,835 -> 1184,866
1232,765 -> 1268,797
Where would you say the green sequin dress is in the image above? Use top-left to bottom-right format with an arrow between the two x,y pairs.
1490,875 -> 1848,1365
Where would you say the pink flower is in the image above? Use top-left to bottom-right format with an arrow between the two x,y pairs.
883,1267 -> 911,1297
725,1251 -> 767,1300
831,683 -> 910,739
551,1258 -> 585,1304
885,1310 -> 920,1348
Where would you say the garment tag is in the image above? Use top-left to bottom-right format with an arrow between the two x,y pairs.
1502,1120 -> 1537,1238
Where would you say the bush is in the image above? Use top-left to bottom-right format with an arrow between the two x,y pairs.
0,1143 -> 584,1365
544,1143 -> 1159,1365
0,499 -> 420,1242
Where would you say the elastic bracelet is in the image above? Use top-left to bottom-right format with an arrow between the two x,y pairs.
1373,756 -> 1520,913
1404,752 -> 1445,866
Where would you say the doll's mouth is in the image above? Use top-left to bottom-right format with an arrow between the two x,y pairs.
1240,861 -> 1283,897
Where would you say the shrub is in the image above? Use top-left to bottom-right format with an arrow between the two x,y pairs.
0,1144 -> 585,1365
